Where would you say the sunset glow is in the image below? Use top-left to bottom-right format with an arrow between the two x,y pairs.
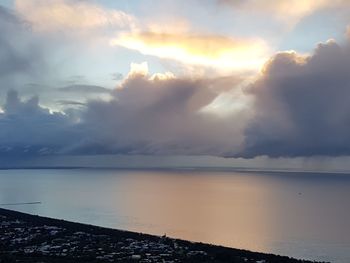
111,32 -> 269,72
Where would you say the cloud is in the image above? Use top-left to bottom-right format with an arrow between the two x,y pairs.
1,1 -> 141,108
56,100 -> 86,107
56,39 -> 350,158
0,63 -> 246,157
217,0 -> 348,28
4,36 -> 350,159
110,32 -> 269,72
236,39 -> 350,157
347,25 -> 350,39
0,90 -> 78,156
0,3 -> 122,107
3,0 -> 350,160
15,0 -> 136,32
73,63 -> 246,155
111,72 -> 124,81
0,5 -> 42,79
57,84 -> 112,94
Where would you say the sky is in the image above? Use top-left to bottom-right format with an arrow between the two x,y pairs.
1,0 -> 350,170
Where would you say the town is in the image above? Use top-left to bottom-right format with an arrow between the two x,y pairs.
0,208 -> 324,263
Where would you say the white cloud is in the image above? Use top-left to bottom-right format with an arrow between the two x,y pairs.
15,0 -> 137,32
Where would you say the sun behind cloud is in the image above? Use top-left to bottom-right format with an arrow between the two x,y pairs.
110,32 -> 270,73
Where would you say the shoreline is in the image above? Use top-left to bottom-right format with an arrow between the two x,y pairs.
0,208 -> 326,263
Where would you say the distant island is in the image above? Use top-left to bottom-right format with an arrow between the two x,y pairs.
0,208 -> 326,263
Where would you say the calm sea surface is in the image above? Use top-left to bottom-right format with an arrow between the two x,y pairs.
0,169 -> 349,262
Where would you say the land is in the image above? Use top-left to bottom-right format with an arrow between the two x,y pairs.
0,208 -> 326,263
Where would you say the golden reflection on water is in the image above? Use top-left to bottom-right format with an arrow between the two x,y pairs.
118,171 -> 276,252
1,169 -> 350,262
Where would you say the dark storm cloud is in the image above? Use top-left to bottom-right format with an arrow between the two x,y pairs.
236,39 -> 350,158
0,90 -> 78,156
0,71 -> 245,157
68,72 -> 245,156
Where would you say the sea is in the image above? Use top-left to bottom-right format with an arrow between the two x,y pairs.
0,168 -> 349,263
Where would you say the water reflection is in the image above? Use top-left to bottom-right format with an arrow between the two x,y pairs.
0,169 -> 350,263
120,172 -> 273,253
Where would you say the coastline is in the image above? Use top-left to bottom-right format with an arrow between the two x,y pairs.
0,208 -> 326,263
